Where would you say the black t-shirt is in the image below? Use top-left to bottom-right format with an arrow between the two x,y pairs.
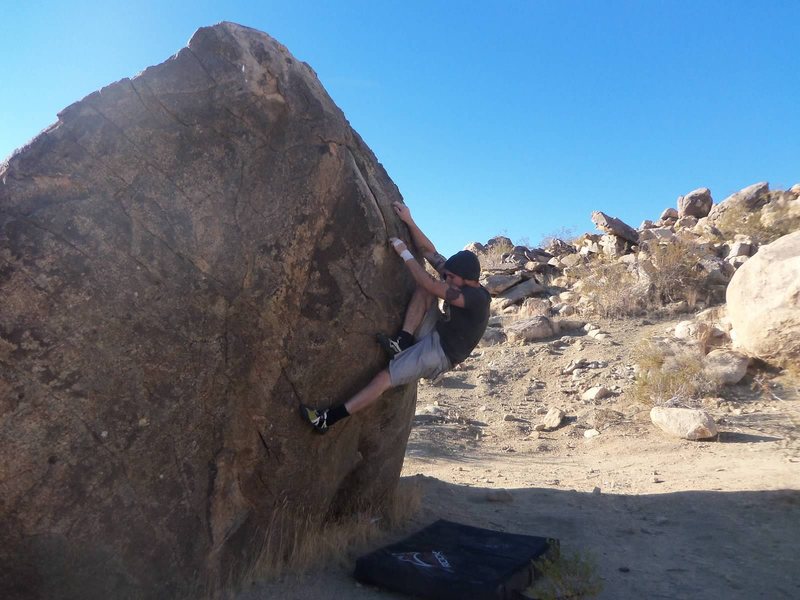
436,285 -> 491,365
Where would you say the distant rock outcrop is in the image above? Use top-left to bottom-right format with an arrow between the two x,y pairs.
0,22 -> 415,599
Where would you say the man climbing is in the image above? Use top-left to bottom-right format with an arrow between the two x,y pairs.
299,201 -> 491,433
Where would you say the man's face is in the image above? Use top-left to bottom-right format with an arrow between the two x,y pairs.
443,270 -> 464,287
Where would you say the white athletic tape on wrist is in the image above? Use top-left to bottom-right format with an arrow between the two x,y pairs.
400,250 -> 414,261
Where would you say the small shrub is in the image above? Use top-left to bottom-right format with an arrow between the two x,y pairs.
479,238 -> 515,269
568,254 -> 645,317
519,298 -> 551,318
631,338 -> 716,405
525,549 -> 603,599
641,238 -> 708,306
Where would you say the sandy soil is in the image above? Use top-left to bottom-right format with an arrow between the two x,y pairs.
242,315 -> 800,600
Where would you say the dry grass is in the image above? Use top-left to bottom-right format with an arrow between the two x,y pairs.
569,237 -> 713,318
630,338 -> 717,406
525,549 -> 603,599
569,255 -> 644,317
640,238 -> 708,306
479,238 -> 515,269
246,477 -> 422,582
539,226 -> 578,248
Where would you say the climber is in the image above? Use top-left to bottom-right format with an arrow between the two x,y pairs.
299,201 -> 491,433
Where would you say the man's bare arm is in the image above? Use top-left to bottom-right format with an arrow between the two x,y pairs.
391,202 -> 447,274
389,238 -> 466,308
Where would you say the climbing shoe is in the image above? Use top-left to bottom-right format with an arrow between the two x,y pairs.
377,332 -> 413,359
299,404 -> 328,434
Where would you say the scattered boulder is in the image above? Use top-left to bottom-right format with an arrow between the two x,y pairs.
675,215 -> 698,229
560,253 -> 585,268
660,208 -> 679,220
464,241 -> 486,254
674,320 -> 710,342
591,211 -> 639,243
544,238 -> 576,256
581,386 -> 613,401
555,319 -> 585,332
600,233 -> 628,257
534,407 -> 565,431
505,316 -> 557,342
726,239 -> 754,259
677,188 -> 713,218
703,349 -> 750,385
482,273 -> 523,294
650,407 -> 718,440
479,328 -> 507,347
497,278 -> 546,308
638,227 -> 676,244
727,231 -> 800,366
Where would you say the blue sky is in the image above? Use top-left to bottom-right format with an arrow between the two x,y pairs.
2,1 -> 798,257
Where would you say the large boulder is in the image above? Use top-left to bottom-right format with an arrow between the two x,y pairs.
481,272 -> 523,295
496,278 -> 546,308
677,187 -> 713,218
707,182 -> 770,224
0,23 -> 416,599
727,231 -> 800,366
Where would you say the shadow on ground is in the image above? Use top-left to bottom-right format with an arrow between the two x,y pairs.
238,477 -> 800,600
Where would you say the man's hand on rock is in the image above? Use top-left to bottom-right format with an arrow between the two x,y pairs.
392,201 -> 413,224
389,237 -> 414,262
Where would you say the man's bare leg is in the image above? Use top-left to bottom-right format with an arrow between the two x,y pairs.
402,285 -> 435,336
377,284 -> 434,357
344,369 -> 393,415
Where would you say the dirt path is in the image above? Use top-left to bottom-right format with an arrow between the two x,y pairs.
242,316 -> 800,599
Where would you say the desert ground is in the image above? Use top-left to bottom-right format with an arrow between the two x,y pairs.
241,314 -> 800,599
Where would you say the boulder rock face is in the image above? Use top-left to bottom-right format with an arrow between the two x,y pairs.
0,23 -> 416,599
727,231 -> 800,366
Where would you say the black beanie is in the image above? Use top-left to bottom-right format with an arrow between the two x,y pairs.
444,250 -> 481,281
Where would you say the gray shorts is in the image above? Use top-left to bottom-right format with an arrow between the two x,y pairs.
388,304 -> 452,386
